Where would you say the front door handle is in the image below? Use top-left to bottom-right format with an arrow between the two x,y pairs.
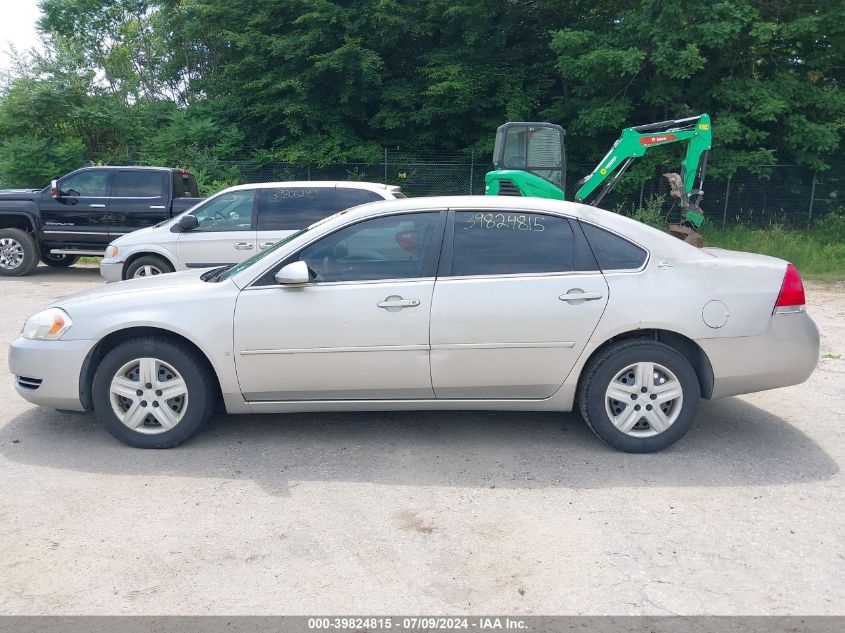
259,241 -> 276,250
234,242 -> 254,250
377,296 -> 421,311
559,290 -> 604,303
89,203 -> 106,208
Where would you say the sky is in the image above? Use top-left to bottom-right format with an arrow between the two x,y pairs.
0,0 -> 44,71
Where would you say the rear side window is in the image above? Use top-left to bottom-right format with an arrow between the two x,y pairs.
450,211 -> 574,276
580,222 -> 647,270
257,187 -> 336,230
335,187 -> 384,210
112,171 -> 165,197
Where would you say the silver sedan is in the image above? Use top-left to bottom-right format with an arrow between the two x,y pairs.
9,196 -> 819,452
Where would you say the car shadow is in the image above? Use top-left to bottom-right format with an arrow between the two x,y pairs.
0,398 -> 837,495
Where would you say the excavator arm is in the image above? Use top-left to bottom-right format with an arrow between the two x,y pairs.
574,114 -> 712,228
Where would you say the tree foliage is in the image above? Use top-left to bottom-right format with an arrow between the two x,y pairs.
0,0 -> 841,188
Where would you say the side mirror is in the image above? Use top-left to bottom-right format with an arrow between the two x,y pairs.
274,261 -> 310,285
175,214 -> 199,232
50,179 -> 59,199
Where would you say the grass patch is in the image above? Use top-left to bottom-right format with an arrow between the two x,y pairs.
701,222 -> 845,282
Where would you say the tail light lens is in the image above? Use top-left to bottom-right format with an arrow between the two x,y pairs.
774,263 -> 805,314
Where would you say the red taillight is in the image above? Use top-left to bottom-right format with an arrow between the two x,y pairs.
774,263 -> 805,313
179,169 -> 190,175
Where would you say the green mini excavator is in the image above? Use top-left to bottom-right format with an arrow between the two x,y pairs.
485,114 -> 712,244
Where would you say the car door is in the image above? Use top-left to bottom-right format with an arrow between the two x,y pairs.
39,169 -> 111,248
233,211 -> 446,401
429,209 -> 609,399
254,184 -> 338,253
175,188 -> 257,269
107,169 -> 169,238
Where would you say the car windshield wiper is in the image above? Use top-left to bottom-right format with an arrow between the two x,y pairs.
200,265 -> 234,283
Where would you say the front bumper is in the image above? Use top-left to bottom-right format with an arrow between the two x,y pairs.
99,259 -> 124,283
698,311 -> 820,399
8,337 -> 94,411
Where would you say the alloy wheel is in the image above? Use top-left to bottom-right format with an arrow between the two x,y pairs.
0,237 -> 24,270
133,264 -> 163,278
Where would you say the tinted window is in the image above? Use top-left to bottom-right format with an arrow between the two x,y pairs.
335,187 -> 384,210
257,187 -> 336,230
580,222 -> 647,270
191,189 -> 254,232
450,211 -> 574,276
297,213 -> 440,282
60,170 -> 109,197
113,171 -> 165,197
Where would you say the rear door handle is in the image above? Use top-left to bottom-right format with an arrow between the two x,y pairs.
89,203 -> 106,208
259,241 -> 275,250
149,205 -> 166,209
234,242 -> 254,250
377,296 -> 421,310
559,290 -> 604,303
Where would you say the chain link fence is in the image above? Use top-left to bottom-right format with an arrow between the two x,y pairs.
226,150 -> 842,227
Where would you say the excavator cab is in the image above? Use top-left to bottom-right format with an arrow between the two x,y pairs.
487,122 -> 567,200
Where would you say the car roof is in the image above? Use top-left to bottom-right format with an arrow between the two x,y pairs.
224,181 -> 402,194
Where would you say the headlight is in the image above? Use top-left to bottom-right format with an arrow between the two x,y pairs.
22,308 -> 73,340
106,244 -> 119,258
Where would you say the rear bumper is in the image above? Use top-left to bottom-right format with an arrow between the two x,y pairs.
8,337 -> 93,411
99,259 -> 124,283
698,311 -> 819,399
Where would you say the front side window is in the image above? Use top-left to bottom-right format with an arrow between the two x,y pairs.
257,187 -> 337,231
60,170 -> 109,197
450,211 -> 574,276
190,189 -> 255,232
297,213 -> 440,283
112,171 -> 165,197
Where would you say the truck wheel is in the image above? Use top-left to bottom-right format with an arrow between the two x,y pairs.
125,255 -> 174,279
0,228 -> 39,277
40,253 -> 80,268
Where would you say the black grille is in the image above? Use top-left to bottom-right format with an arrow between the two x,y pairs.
16,376 -> 42,390
496,179 -> 523,196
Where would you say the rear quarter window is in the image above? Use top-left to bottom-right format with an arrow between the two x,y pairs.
580,221 -> 647,270
335,187 -> 385,210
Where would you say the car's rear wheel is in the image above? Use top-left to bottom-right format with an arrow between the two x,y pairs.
91,337 -> 216,448
40,253 -> 80,267
125,255 -> 174,279
578,340 -> 700,453
0,228 -> 39,276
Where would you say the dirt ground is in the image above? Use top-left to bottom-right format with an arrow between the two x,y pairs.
0,264 -> 843,615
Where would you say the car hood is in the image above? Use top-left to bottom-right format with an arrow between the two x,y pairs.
0,189 -> 41,201
54,268 -> 216,309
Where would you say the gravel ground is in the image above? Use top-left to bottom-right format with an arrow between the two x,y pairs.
0,264 -> 843,615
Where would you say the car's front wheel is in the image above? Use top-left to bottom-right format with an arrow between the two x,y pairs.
124,255 -> 174,279
91,337 -> 217,448
578,340 -> 700,453
0,228 -> 39,276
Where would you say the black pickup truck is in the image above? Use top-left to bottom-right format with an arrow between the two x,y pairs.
0,166 -> 201,276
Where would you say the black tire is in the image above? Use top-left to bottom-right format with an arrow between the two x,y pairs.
0,228 -> 39,276
578,340 -> 700,453
124,255 -> 175,280
91,337 -> 217,448
40,253 -> 80,267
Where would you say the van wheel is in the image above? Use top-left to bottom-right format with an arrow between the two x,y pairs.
91,337 -> 217,448
0,228 -> 39,276
41,253 -> 80,267
578,340 -> 700,453
125,255 -> 174,279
